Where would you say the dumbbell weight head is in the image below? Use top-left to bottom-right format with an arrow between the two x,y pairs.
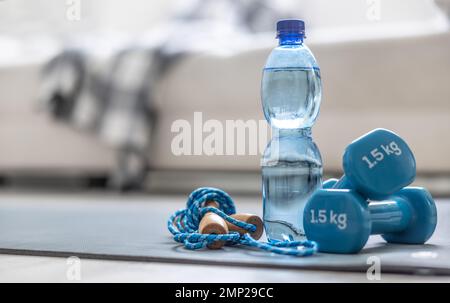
337,128 -> 416,200
303,189 -> 371,253
381,187 -> 437,244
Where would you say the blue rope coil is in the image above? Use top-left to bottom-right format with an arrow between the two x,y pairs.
167,187 -> 318,256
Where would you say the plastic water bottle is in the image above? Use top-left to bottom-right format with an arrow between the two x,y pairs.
261,20 -> 323,242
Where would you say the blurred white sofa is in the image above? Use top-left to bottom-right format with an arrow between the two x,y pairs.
0,0 -> 449,180
155,29 -> 450,174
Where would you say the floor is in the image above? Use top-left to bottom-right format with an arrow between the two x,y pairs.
2,254 -> 450,283
0,190 -> 449,283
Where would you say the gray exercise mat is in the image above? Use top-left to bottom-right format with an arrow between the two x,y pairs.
0,194 -> 449,275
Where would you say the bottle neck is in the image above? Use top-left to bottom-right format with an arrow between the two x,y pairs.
278,33 -> 304,46
275,127 -> 312,138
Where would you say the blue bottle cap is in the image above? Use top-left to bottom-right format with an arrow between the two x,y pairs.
276,19 -> 305,38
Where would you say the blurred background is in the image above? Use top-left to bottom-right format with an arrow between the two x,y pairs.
0,0 -> 449,196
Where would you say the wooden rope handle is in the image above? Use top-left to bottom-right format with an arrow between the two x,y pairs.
227,213 -> 264,241
199,201 -> 264,249
198,201 -> 228,249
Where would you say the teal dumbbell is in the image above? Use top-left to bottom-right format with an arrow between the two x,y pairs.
304,187 -> 437,253
330,128 -> 416,200
322,129 -> 415,196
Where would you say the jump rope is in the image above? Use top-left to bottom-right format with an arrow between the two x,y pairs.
167,187 -> 318,256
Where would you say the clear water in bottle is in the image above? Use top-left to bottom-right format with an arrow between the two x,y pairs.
262,131 -> 322,241
262,67 -> 321,129
261,20 -> 323,242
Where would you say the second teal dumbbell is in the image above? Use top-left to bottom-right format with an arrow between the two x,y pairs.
304,187 -> 437,253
